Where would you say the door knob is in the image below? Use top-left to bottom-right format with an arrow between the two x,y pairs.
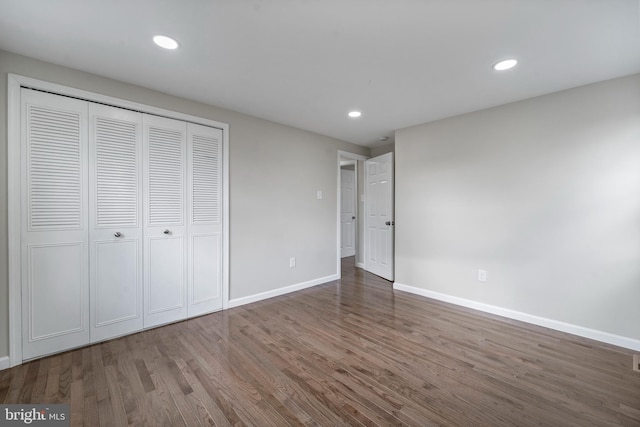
163,229 -> 170,235
385,221 -> 395,226
114,232 -> 122,238
352,216 -> 356,220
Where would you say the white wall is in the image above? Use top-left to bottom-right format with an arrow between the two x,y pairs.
0,50 -> 369,358
395,74 -> 640,345
370,142 -> 395,158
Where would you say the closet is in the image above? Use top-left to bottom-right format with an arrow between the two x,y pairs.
20,88 -> 223,360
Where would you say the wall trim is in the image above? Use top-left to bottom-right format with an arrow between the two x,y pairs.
0,357 -> 9,371
228,274 -> 339,308
393,282 -> 640,352
7,74 -> 22,367
356,262 -> 365,269
7,74 -> 230,367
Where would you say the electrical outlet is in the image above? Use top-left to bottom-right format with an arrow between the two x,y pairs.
634,354 -> 640,372
289,257 -> 296,268
477,269 -> 487,282
316,190 -> 323,200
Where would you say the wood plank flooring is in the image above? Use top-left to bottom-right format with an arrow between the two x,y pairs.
2,257 -> 639,426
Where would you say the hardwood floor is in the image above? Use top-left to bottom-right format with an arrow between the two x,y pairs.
2,257 -> 639,426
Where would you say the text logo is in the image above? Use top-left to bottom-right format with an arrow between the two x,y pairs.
0,405 -> 69,426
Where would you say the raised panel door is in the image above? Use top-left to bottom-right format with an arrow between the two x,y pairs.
341,168 -> 356,258
365,152 -> 394,281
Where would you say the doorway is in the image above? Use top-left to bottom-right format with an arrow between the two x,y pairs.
337,151 -> 368,277
340,163 -> 356,258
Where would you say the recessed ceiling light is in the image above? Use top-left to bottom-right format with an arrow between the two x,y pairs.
493,59 -> 518,71
348,111 -> 362,118
153,35 -> 179,50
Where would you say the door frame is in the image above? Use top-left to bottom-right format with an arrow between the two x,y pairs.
7,74 -> 230,367
336,151 -> 368,278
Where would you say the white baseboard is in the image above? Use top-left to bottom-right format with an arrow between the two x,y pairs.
228,274 -> 339,308
356,262 -> 365,269
393,282 -> 640,352
0,356 -> 9,371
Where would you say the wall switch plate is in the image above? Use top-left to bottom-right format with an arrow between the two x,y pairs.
317,190 -> 323,199
477,269 -> 487,282
289,257 -> 296,268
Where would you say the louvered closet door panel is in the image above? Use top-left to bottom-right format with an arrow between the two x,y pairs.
187,123 -> 223,316
143,114 -> 187,328
20,89 -> 90,360
89,104 -> 143,342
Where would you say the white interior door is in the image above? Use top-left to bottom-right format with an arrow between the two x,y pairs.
340,168 -> 356,258
187,123 -> 223,317
20,89 -> 90,360
365,152 -> 394,281
143,114 -> 187,328
89,104 -> 143,342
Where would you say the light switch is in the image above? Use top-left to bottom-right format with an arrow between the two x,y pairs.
317,190 -> 323,199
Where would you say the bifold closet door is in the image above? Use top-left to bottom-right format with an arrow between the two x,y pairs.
143,115 -> 188,328
187,123 -> 223,316
19,88 -> 225,360
89,104 -> 143,342
20,89 -> 89,360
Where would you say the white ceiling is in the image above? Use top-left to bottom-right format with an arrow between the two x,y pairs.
1,0 -> 639,147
